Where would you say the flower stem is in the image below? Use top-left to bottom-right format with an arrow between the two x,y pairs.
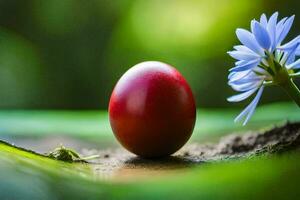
280,78 -> 300,107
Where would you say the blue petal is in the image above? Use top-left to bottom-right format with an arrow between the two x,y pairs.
260,14 -> 268,27
277,15 -> 295,45
229,70 -> 260,82
287,58 -> 300,69
242,86 -> 264,125
276,17 -> 287,45
250,20 -> 257,34
253,21 -> 271,49
235,60 -> 248,66
286,43 -> 300,65
228,70 -> 251,81
296,45 -> 300,56
236,60 -> 245,64
236,29 -> 264,55
228,51 -> 260,61
233,45 -> 255,53
267,12 -> 278,50
277,35 -> 300,50
227,88 -> 258,102
229,76 -> 263,85
230,79 -> 262,92
252,66 -> 271,77
279,37 -> 300,65
229,59 -> 260,72
234,86 -> 264,125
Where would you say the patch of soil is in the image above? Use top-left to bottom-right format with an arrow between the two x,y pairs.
86,122 -> 300,179
179,121 -> 300,161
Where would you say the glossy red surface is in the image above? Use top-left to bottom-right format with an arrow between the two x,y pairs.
109,61 -> 196,158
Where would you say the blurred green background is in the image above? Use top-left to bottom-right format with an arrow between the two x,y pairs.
0,0 -> 299,109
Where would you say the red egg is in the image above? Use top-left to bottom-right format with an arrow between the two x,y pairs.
108,61 -> 196,158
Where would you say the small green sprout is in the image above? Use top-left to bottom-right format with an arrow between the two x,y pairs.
48,145 -> 99,163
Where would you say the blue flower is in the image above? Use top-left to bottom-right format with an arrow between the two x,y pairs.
227,12 -> 300,125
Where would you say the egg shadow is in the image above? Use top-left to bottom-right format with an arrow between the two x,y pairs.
122,155 -> 202,171
111,155 -> 203,179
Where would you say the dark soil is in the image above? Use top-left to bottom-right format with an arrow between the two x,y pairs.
179,121 -> 300,161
